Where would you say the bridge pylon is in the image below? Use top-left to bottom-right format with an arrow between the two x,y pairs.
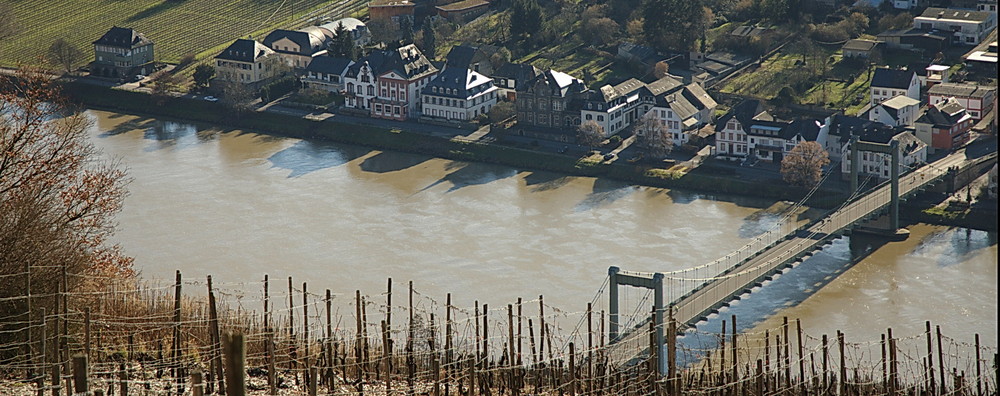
608,266 -> 665,373
849,136 -> 907,237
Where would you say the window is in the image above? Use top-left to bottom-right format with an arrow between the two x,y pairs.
586,114 -> 593,120
361,75 -> 370,83
368,86 -> 374,96
597,115 -> 605,122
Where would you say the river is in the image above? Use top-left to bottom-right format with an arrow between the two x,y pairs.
87,110 -> 997,353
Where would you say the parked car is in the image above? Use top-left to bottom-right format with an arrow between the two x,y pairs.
603,153 -> 615,161
203,96 -> 219,102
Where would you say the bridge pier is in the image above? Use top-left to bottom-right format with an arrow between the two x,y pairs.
850,137 -> 908,239
608,266 -> 665,374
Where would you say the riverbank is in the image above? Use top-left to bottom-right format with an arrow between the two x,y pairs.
63,81 -> 855,208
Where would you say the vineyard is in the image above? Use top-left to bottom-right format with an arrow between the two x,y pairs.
0,269 -> 995,395
0,0 -> 332,68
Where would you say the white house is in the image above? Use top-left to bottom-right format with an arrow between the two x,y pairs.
928,82 -> 996,120
715,100 -> 830,163
640,80 -> 717,147
870,95 -> 921,127
841,128 -> 927,180
262,27 -> 334,69
300,56 -> 353,92
421,67 -> 498,121
342,44 -> 438,121
870,68 -> 920,107
913,7 -> 997,46
214,39 -> 280,89
581,79 -> 646,137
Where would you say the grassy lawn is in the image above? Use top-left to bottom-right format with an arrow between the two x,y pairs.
1,0 -> 330,68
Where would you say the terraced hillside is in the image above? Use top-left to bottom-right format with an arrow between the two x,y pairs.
0,0 -> 333,68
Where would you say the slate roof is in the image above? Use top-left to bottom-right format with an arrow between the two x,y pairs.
93,27 -> 152,48
422,66 -> 493,99
445,45 -> 491,72
716,99 -> 766,131
928,83 -> 996,99
830,114 -> 888,142
263,29 -> 327,56
492,63 -> 539,83
916,99 -> 970,127
519,69 -> 585,97
919,7 -> 994,22
215,39 -> 275,63
345,44 -> 437,80
871,68 -> 916,90
842,39 -> 881,52
305,56 -> 353,74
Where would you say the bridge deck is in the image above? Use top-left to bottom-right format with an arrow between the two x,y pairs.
607,149 -> 991,368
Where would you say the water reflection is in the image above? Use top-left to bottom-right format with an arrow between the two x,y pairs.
268,140 -> 371,177
575,178 -> 637,211
910,227 -> 996,267
98,117 -> 211,152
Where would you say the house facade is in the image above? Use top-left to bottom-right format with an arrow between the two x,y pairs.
369,0 -> 415,28
870,68 -> 920,106
262,27 -> 334,69
927,83 -> 996,120
91,27 -> 155,79
421,67 -> 498,121
841,128 -> 927,180
515,70 -> 587,135
580,79 -> 646,138
342,44 -> 438,121
640,79 -> 717,147
214,39 -> 280,90
300,56 -> 353,92
913,7 -> 997,45
914,98 -> 974,152
715,100 -> 830,163
869,95 -> 921,127
492,63 -> 539,101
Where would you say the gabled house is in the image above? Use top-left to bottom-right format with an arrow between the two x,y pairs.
91,26 -> 155,80
714,100 -> 830,163
826,114 -> 887,162
913,7 -> 997,46
515,70 -> 587,134
842,39 -> 882,58
841,125 -> 927,180
421,66 -> 497,122
262,27 -> 335,69
214,39 -> 281,90
300,56 -> 354,92
915,98 -> 974,152
639,78 -> 717,147
368,0 -> 415,29
870,95 -> 921,127
444,45 -> 494,77
492,62 -> 539,101
870,68 -> 920,107
580,78 -> 646,137
342,44 -> 438,120
928,83 -> 996,120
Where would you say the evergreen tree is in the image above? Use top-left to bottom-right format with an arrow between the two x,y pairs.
509,0 -> 543,43
422,17 -> 436,59
642,0 -> 705,52
400,17 -> 415,44
329,22 -> 357,60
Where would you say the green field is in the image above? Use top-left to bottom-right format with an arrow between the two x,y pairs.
1,0 -> 331,68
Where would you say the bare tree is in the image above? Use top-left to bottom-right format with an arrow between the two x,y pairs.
0,69 -> 132,356
577,120 -> 605,149
781,141 -> 830,187
222,82 -> 256,118
634,111 -> 673,158
46,38 -> 84,74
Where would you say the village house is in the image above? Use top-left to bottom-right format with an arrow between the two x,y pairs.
213,39 -> 281,90
923,64 -> 951,89
300,56 -> 353,92
869,95 -> 921,127
442,45 -> 494,77
962,38 -> 997,76
436,0 -> 491,23
342,44 -> 438,121
368,0 -> 416,28
420,67 -> 497,122
841,39 -> 882,59
639,78 -> 717,147
492,62 -> 539,102
825,114 -> 886,162
841,126 -> 927,180
580,78 -> 646,137
262,26 -> 335,69
91,27 -> 155,80
915,97 -> 974,152
514,69 -> 587,141
913,7 -> 997,46
715,100 -> 830,163
927,83 -> 996,120
870,68 -> 920,107
876,28 -> 951,53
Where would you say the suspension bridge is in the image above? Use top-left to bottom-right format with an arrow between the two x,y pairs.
603,142 -> 997,371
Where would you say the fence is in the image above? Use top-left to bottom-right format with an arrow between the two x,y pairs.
1,270 -> 995,395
